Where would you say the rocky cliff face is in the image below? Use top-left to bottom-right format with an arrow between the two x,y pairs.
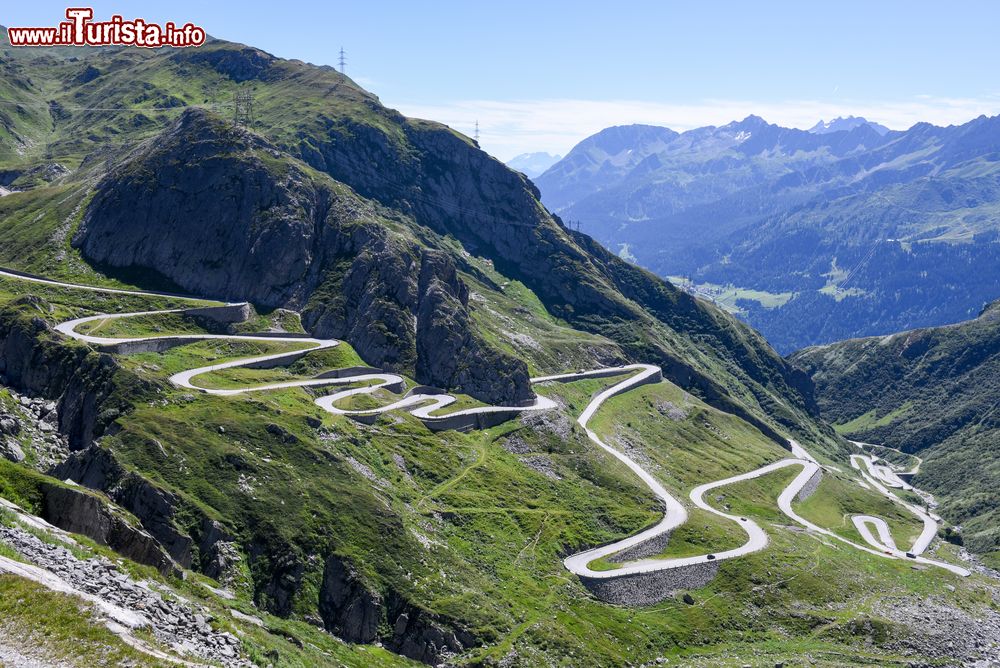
53,445 -> 197,567
286,109 -> 823,441
40,482 -> 176,574
73,109 -> 530,404
414,250 -> 532,404
319,554 -> 475,664
0,297 -> 134,450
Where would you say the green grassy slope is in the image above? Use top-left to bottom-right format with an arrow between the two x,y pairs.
0,33 -> 843,459
0,278 -> 988,665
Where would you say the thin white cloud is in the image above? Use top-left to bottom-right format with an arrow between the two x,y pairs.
387,96 -> 1000,162
351,76 -> 381,91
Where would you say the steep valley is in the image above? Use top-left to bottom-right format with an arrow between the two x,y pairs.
791,299 -> 1000,570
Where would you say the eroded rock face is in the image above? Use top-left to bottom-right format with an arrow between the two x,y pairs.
53,445 -> 194,568
181,46 -> 276,82
253,549 -> 305,617
302,225 -> 421,373
198,518 -> 243,585
73,109 -> 531,404
0,438 -> 24,462
75,112 -> 322,309
415,250 -> 532,404
319,554 -> 476,665
319,555 -> 381,643
40,482 -> 176,575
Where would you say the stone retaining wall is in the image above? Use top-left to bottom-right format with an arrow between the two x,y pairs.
98,337 -> 190,355
423,409 -> 522,433
608,530 -> 673,563
242,349 -> 313,370
315,366 -> 384,380
796,467 -> 823,502
600,367 -> 663,400
579,560 -> 719,606
182,303 -> 251,323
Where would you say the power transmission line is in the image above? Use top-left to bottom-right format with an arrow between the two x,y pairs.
838,239 -> 882,293
0,99 -> 231,112
4,99 -> 571,235
233,90 -> 254,127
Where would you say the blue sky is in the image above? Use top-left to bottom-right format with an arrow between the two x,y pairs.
5,1 -> 1000,159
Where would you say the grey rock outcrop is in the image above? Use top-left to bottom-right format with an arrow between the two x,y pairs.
182,46 -> 275,82
73,109 -> 531,405
39,482 -> 176,575
0,415 -> 20,436
251,547 -> 304,618
414,250 -> 532,404
53,445 -> 195,568
74,113 -> 323,309
0,438 -> 24,462
319,555 -> 381,643
319,554 -> 476,665
197,518 -> 243,585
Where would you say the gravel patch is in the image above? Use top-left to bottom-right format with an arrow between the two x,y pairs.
1,386 -> 71,469
873,595 -> 1000,667
518,455 -> 561,480
0,524 -> 250,666
0,635 -> 72,668
654,400 -> 688,421
519,409 -> 572,440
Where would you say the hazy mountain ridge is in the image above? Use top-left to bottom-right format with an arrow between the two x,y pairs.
505,151 -> 561,177
809,115 -> 890,135
536,113 -> 1000,352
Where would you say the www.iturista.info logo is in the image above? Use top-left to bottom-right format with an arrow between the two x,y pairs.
7,7 -> 206,48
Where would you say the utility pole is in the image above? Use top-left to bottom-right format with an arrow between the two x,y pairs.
474,120 -> 480,143
338,47 -> 347,74
234,90 -> 254,127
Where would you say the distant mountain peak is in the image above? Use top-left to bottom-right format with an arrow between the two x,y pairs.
809,116 -> 889,135
727,114 -> 769,130
505,152 -> 562,178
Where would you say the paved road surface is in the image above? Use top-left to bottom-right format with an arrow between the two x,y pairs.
1,268 -> 972,581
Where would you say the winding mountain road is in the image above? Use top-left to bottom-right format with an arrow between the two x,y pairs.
0,267 -> 971,587
851,454 -> 940,554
